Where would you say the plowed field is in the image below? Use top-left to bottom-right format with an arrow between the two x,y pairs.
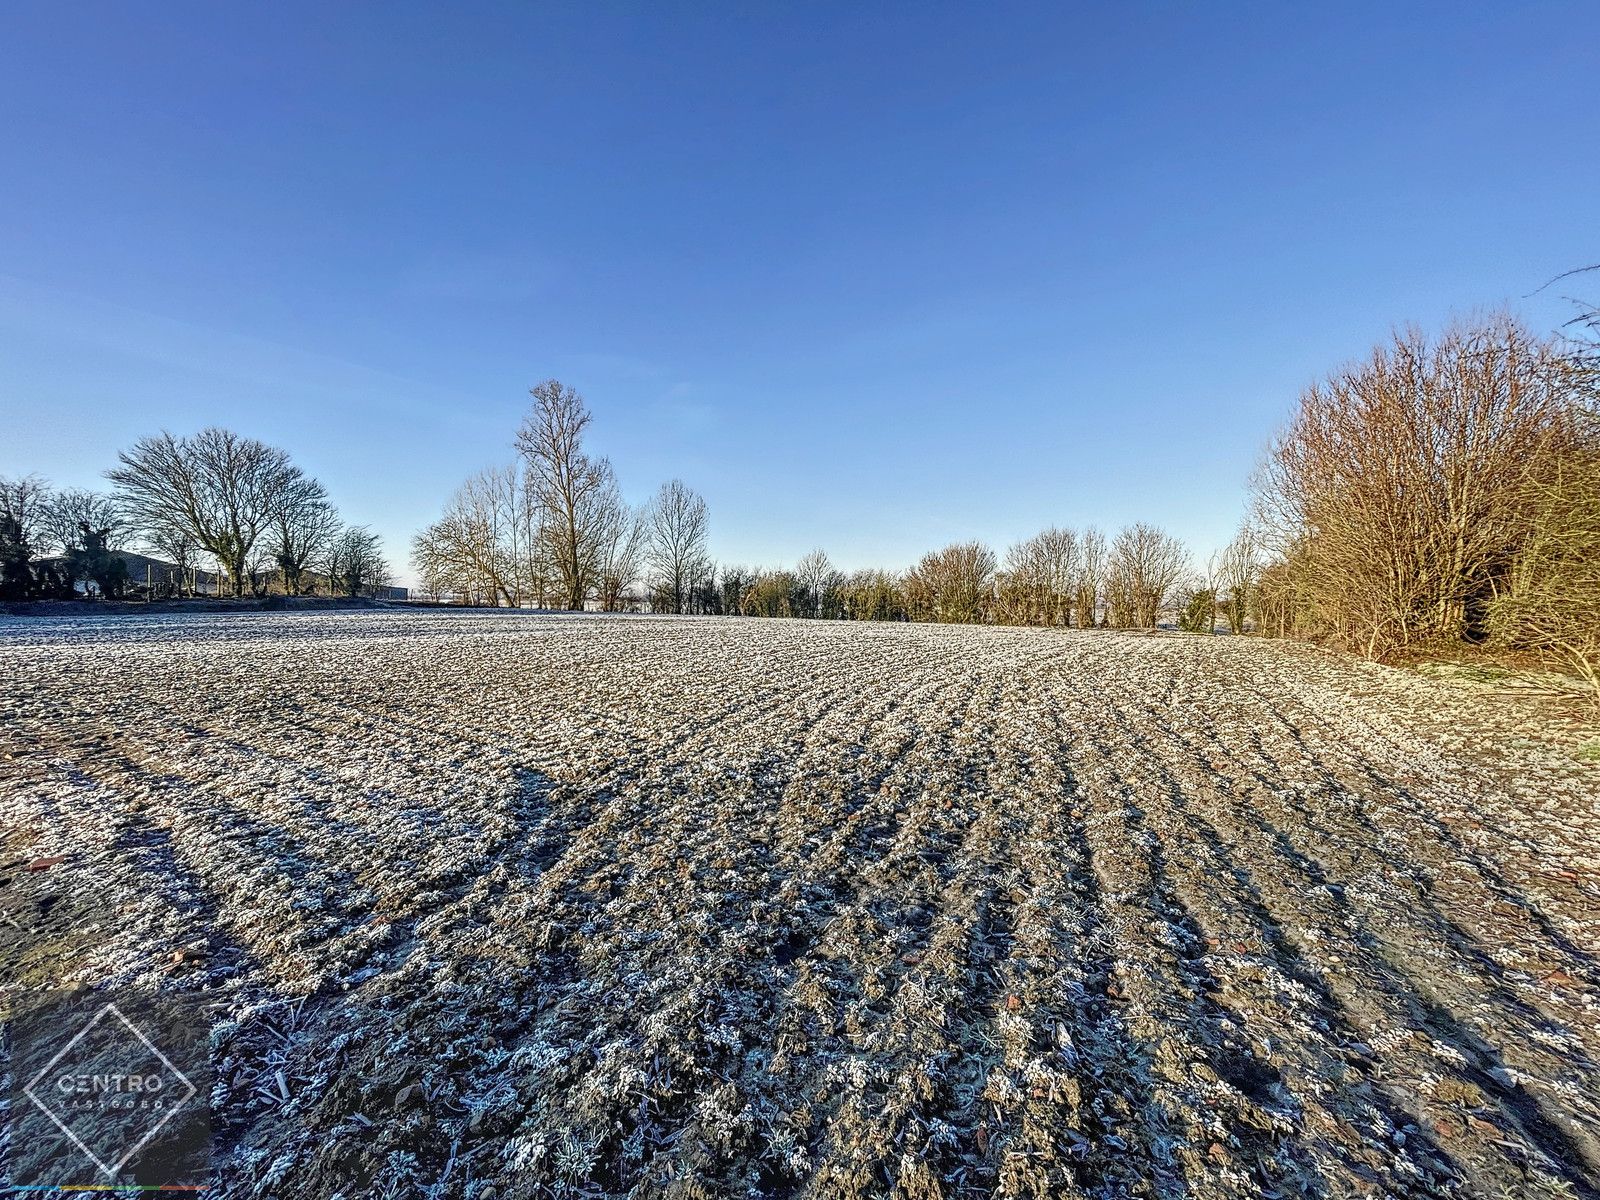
3,610 -> 1597,1198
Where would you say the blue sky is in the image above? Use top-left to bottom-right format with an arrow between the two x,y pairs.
2,3 -> 1595,584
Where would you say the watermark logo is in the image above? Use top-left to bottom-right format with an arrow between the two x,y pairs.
6,991 -> 211,1190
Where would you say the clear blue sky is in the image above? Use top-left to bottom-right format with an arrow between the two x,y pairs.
3,3 -> 1595,584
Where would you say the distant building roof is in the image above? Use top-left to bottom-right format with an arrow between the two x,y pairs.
38,550 -> 220,584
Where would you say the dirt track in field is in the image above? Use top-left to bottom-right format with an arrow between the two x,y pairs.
2,610 -> 1598,1198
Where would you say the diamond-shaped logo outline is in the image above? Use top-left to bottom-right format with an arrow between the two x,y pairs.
21,1002 -> 199,1180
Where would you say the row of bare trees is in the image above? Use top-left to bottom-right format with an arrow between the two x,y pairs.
2,428 -> 389,601
413,376 -> 1205,625
709,524 -> 1193,627
411,381 -> 712,612
417,297 -> 1598,703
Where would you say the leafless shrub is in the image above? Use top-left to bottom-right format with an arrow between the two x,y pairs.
1489,417 -> 1600,705
1106,523 -> 1187,628
743,568 -> 801,617
836,568 -> 906,621
1255,316 -> 1588,657
998,526 -> 1079,626
904,541 -> 996,624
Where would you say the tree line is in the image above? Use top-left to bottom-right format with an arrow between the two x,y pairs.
412,294 -> 1599,710
0,428 -> 390,602
412,380 -> 1214,626
711,526 -> 1200,629
6,284 -> 1594,706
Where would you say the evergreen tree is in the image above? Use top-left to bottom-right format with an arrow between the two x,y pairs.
0,513 -> 32,601
66,522 -> 129,599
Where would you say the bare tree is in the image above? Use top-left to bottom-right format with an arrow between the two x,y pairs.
412,469 -> 523,606
0,474 -> 51,544
1103,554 -> 1136,628
326,526 -> 390,598
0,475 -> 51,599
999,526 -> 1079,626
515,380 -> 616,610
1215,528 -> 1262,634
646,479 -> 710,615
146,520 -> 201,596
595,489 -> 646,613
267,491 -> 339,595
1075,526 -> 1105,628
39,489 -> 127,557
107,428 -> 318,597
474,466 -> 529,605
1108,523 -> 1188,627
904,541 -> 996,624
504,463 -> 557,607
795,548 -> 835,619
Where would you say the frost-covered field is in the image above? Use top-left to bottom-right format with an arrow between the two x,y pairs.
3,609 -> 1599,1199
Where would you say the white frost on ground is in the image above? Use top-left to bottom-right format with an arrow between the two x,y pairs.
2,609 -> 1598,1199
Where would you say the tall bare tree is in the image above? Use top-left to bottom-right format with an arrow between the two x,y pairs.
515,380 -> 616,610
646,479 -> 710,615
107,428 -> 318,597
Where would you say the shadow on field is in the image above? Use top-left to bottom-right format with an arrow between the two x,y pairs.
1152,767 -> 1600,1196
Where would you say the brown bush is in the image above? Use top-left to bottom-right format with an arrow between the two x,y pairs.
904,541 -> 996,624
1489,419 -> 1600,704
1255,315 -> 1583,658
